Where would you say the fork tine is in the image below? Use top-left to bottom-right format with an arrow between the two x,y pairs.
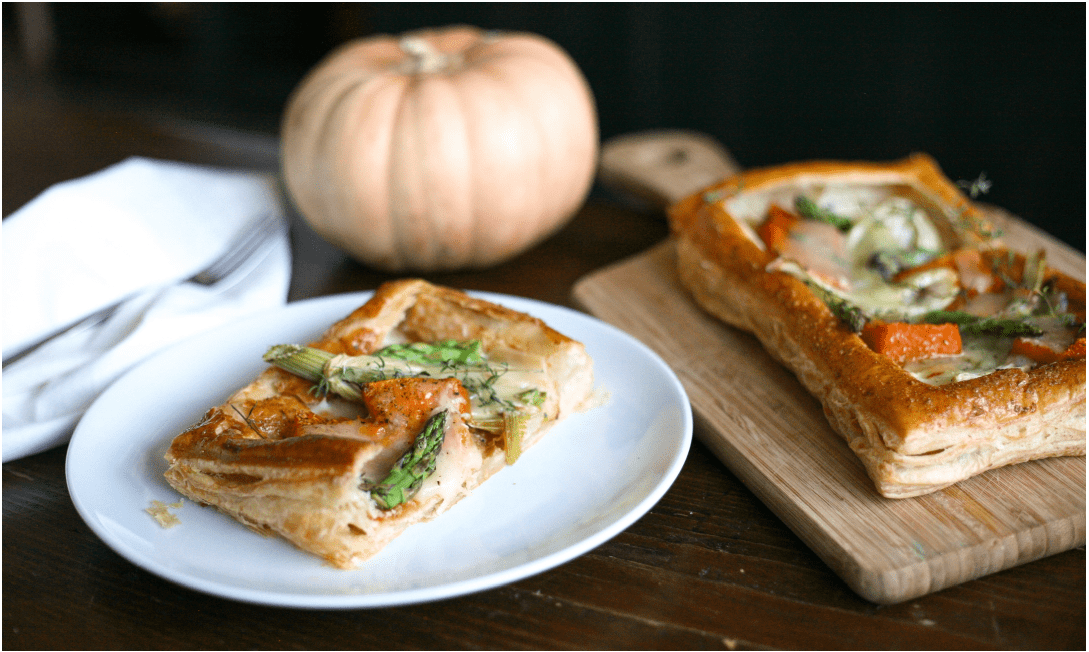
199,213 -> 285,282
191,213 -> 287,285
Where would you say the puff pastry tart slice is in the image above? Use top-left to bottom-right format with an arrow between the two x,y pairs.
669,154 -> 1085,498
164,279 -> 596,568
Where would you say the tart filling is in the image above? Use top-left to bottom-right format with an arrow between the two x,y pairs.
718,182 -> 1084,385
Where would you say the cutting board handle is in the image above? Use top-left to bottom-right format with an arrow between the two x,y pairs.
598,129 -> 743,208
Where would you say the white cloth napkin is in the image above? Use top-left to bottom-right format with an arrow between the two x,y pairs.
2,157 -> 292,462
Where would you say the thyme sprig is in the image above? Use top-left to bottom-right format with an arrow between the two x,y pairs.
952,172 -> 1004,240
957,172 -> 992,199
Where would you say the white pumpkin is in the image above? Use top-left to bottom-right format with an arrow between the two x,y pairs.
281,25 -> 599,271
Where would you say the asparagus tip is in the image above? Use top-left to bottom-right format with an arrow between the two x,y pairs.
263,343 -> 304,363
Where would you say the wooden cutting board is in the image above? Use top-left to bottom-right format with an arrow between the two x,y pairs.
574,131 -> 1086,605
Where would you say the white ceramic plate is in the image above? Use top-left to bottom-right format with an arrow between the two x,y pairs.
66,291 -> 692,609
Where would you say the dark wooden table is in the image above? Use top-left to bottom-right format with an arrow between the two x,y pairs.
3,91 -> 1084,651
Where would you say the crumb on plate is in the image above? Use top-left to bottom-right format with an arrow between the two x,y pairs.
146,499 -> 184,528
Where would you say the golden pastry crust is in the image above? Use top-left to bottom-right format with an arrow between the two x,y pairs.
164,279 -> 595,567
669,154 -> 1085,498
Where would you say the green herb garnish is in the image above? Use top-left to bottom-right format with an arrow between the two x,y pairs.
516,388 -> 546,407
951,173 -> 1005,240
957,172 -> 992,199
795,196 -> 853,231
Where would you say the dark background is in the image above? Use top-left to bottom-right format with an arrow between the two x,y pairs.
4,2 -> 1085,251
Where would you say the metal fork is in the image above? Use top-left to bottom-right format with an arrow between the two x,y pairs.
3,212 -> 288,365
189,212 -> 287,286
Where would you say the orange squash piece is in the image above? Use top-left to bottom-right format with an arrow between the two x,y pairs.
1062,338 -> 1087,360
890,248 -> 1003,297
1012,336 -> 1086,364
890,252 -> 956,283
756,204 -> 800,253
861,321 -> 962,363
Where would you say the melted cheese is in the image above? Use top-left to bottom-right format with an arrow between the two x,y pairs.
412,386 -> 483,510
718,183 -> 1082,386
904,334 -> 1030,385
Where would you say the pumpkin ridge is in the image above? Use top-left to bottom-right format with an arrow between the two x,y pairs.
396,74 -> 451,268
283,71 -> 364,238
315,73 -> 389,235
350,74 -> 413,269
459,66 -> 530,262
385,78 -> 419,272
439,67 -> 483,266
424,73 -> 476,268
475,59 -> 552,243
285,64 -> 407,261
474,51 -> 596,248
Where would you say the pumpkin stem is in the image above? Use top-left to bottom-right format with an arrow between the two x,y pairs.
400,37 -> 459,74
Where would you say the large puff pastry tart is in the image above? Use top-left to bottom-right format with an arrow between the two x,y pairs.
669,154 -> 1085,498
164,279 -> 596,568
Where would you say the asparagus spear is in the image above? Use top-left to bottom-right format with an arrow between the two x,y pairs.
263,341 -> 515,403
800,280 -> 867,333
920,310 -> 1044,337
363,410 -> 448,510
264,341 -> 547,464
